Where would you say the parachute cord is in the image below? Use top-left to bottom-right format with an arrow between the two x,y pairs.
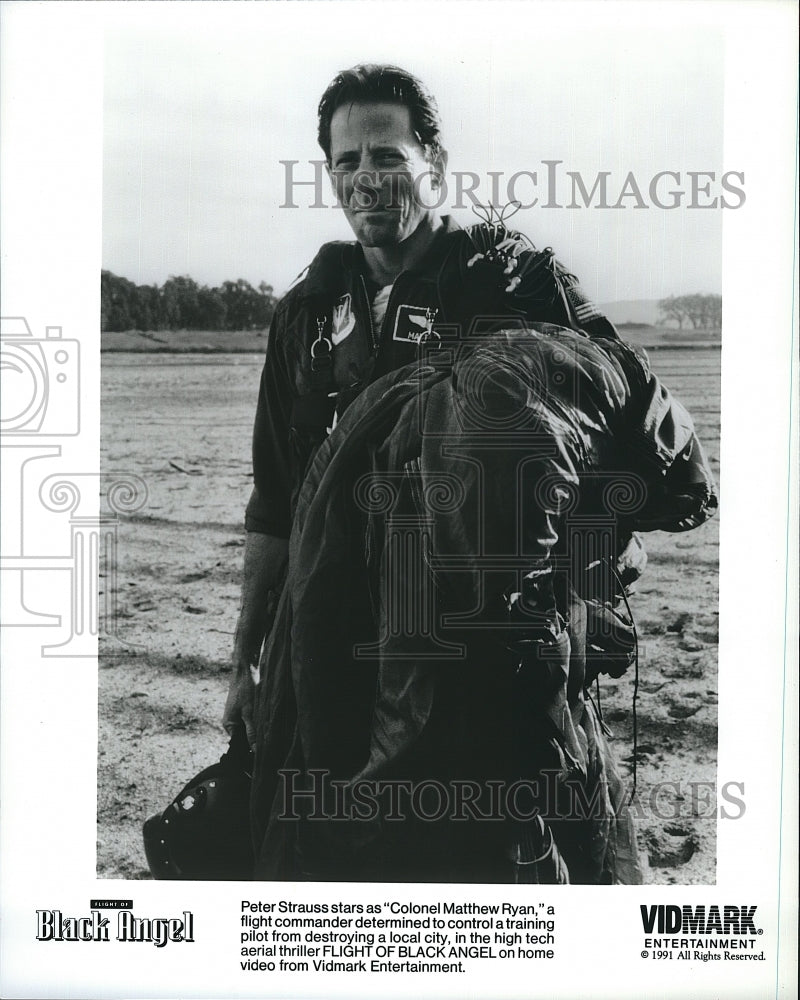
608,563 -> 640,807
469,199 -> 522,228
594,672 -> 604,727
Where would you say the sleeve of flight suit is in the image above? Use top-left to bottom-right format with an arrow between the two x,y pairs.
513,241 -> 619,340
244,303 -> 296,539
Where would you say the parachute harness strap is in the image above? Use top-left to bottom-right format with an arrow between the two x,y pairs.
415,306 -> 441,347
291,314 -> 337,438
310,315 -> 333,373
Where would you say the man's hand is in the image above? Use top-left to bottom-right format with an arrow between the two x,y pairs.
222,532 -> 289,747
584,601 -> 636,682
223,655 -> 260,749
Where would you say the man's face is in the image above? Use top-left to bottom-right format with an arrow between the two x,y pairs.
327,101 -> 446,248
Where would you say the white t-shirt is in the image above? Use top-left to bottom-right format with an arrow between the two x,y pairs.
371,284 -> 393,333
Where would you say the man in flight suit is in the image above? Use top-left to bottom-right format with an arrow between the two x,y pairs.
223,64 -> 622,749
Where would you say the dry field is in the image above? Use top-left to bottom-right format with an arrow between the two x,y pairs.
99,336 -> 720,883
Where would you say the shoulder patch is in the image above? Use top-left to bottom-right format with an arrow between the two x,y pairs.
564,283 -> 604,324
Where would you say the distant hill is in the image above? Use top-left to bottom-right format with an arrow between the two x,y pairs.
599,299 -> 663,327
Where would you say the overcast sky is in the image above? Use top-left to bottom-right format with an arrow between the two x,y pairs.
102,2 -> 725,302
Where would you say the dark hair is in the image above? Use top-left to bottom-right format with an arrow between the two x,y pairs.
317,64 -> 443,163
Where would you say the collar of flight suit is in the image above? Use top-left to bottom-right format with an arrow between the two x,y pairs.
296,214 -> 464,301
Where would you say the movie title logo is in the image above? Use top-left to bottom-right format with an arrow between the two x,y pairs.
35,907 -> 195,947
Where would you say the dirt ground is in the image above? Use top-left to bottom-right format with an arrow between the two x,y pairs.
99,342 -> 720,884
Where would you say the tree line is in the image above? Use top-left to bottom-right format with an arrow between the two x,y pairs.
102,270 -> 721,335
101,271 -> 278,333
657,294 -> 722,331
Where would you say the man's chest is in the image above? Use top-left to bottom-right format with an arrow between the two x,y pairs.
287,273 -> 447,394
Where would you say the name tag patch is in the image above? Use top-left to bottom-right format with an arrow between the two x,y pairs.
392,304 -> 437,343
